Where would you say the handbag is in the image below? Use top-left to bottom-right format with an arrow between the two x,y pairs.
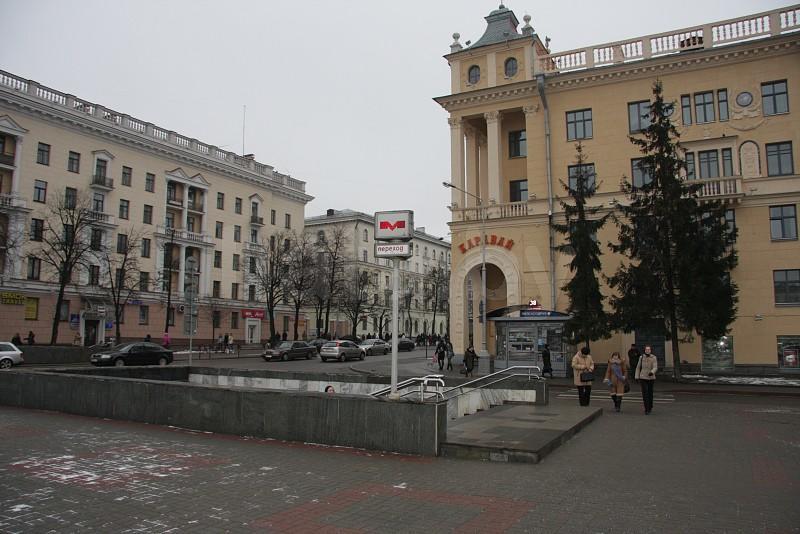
624,380 -> 631,393
579,370 -> 594,382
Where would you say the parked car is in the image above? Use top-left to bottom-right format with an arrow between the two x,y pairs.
90,342 -> 173,367
320,340 -> 363,362
263,341 -> 317,361
359,339 -> 389,356
339,334 -> 361,343
0,342 -> 24,369
308,338 -> 329,353
396,337 -> 416,351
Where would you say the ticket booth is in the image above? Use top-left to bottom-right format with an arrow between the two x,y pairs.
490,306 -> 572,377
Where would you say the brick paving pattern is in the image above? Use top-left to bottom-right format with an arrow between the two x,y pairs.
1,393 -> 799,533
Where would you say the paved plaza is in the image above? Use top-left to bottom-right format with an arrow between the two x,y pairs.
1,390 -> 799,533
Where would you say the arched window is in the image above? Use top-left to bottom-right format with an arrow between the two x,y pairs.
317,230 -> 325,243
504,57 -> 518,78
363,229 -> 368,242
468,65 -> 480,85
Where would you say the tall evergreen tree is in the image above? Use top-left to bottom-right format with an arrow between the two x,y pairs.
553,143 -> 610,349
608,80 -> 738,379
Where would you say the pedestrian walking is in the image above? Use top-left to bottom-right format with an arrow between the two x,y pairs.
228,333 -> 235,354
464,345 -> 477,377
627,344 -> 640,377
603,351 -> 628,412
541,343 -> 553,378
571,346 -> 595,406
635,345 -> 658,415
435,339 -> 447,371
26,330 -> 35,345
446,338 -> 454,371
11,333 -> 21,345
223,333 -> 229,353
145,334 -> 152,343
162,331 -> 170,349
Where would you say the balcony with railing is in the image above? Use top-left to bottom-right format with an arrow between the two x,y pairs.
250,215 -> 264,226
0,153 -> 14,166
87,210 -> 116,226
451,199 -> 535,223
156,225 -> 213,245
90,174 -> 114,190
0,193 -> 26,210
694,176 -> 744,203
187,199 -> 204,212
537,5 -> 799,75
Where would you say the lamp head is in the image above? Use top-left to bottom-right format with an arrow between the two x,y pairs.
442,182 -> 452,188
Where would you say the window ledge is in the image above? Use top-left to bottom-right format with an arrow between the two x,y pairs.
567,136 -> 593,142
775,303 -> 800,307
764,111 -> 790,117
508,155 -> 527,160
770,238 -> 798,242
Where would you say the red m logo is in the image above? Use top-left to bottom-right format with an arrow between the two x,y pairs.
379,220 -> 406,231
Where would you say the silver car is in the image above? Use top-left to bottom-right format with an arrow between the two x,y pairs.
0,342 -> 24,369
320,340 -> 364,362
359,339 -> 389,356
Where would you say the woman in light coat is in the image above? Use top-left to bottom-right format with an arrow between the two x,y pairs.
571,346 -> 595,406
603,351 -> 628,412
634,345 -> 658,415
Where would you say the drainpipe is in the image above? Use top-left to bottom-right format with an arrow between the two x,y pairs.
536,74 -> 557,311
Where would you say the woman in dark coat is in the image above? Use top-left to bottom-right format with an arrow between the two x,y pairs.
436,340 -> 447,370
464,345 -> 477,377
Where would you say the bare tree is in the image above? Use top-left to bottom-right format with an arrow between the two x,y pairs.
0,214 -> 25,284
252,231 -> 291,343
337,265 -> 376,338
97,227 -> 144,341
35,189 -> 96,344
317,225 -> 349,337
152,227 -> 179,335
424,265 -> 449,338
309,262 -> 329,338
285,231 -> 316,340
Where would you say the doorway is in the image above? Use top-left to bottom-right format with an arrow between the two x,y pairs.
84,320 -> 99,346
245,318 -> 261,344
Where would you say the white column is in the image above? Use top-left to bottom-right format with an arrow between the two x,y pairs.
478,133 -> 488,204
177,244 -> 186,297
485,111 -> 502,204
448,117 -> 465,208
183,186 -> 190,230
198,249 -> 208,296
465,127 -> 479,208
11,136 -> 22,195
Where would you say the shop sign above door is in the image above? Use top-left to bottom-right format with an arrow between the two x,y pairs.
457,234 -> 514,254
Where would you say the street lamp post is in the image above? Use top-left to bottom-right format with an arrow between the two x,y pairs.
442,182 -> 490,368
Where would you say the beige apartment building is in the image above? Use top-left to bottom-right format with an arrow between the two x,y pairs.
437,5 -> 800,374
304,209 -> 451,339
0,70 -> 312,346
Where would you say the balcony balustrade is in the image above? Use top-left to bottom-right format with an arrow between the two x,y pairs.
90,174 -> 114,190
250,215 -> 264,225
187,200 -> 204,212
156,225 -> 213,245
0,153 -> 14,166
451,199 -> 535,223
694,176 -> 744,203
167,197 -> 184,207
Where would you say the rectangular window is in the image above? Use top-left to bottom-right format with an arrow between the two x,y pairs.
232,254 -> 240,271
631,158 -> 652,188
119,199 -> 129,220
234,225 -> 241,242
285,213 -> 291,229
143,204 -> 153,225
145,173 -> 155,192
36,143 -> 50,165
628,100 -> 650,133
271,209 -> 276,225
770,205 -> 798,240
250,229 -> 258,243
214,251 -> 222,268
694,91 -> 715,123
215,221 -> 223,239
508,130 -> 527,157
249,256 -> 256,274
138,305 -> 149,325
68,151 -> 80,173
270,235 -> 276,251
762,80 -> 789,116
33,180 -> 47,203
167,307 -> 175,327
283,316 -> 289,333
165,212 -> 175,229
698,150 -> 720,179
213,280 -> 221,298
217,192 -> 224,210
92,192 -> 104,213
27,257 -> 41,280
63,224 -> 75,247
231,283 -> 239,300
212,310 -> 221,329
91,228 -> 103,251
58,300 -> 70,321
509,179 -> 528,202
89,265 -> 100,286
141,238 -> 151,258
248,285 -> 256,302
681,95 -> 692,125
116,233 -> 128,253
725,209 -> 736,242
231,311 -> 239,329
30,218 -> 44,241
718,89 -> 729,121
95,158 -> 107,178
774,269 -> 800,305
766,142 -> 794,176
235,197 -> 242,214
64,187 -> 77,209
24,297 -> 39,320
122,166 -> 132,186
566,109 -> 592,140
568,163 -> 596,192
721,148 -> 734,177
139,271 -> 150,292
685,152 -> 696,180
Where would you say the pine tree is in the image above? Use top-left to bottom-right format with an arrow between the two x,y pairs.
554,142 -> 610,349
608,80 -> 738,379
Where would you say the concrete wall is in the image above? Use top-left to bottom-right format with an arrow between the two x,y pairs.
18,345 -> 91,365
0,368 -> 447,456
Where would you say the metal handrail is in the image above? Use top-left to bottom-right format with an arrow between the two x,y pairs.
439,366 -> 542,401
371,374 -> 444,398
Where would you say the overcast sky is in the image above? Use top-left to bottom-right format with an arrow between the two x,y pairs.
1,0 -> 789,238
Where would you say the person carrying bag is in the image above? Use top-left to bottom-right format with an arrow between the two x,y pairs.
603,351 -> 628,412
571,346 -> 595,406
634,345 -> 658,415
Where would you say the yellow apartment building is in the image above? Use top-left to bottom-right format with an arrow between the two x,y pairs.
437,4 -> 800,374
0,70 -> 312,346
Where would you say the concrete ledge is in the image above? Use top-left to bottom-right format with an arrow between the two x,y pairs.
17,346 -> 91,365
0,367 -> 447,456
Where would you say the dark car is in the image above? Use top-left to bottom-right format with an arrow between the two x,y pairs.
90,342 -> 173,367
396,337 -> 416,351
263,341 -> 316,361
320,340 -> 363,362
359,339 -> 389,356
308,338 -> 329,354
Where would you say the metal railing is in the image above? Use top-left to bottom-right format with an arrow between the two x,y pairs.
371,366 -> 542,402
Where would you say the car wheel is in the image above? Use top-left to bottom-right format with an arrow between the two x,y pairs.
384,348 -> 389,355
114,358 -> 125,367
158,356 -> 169,366
306,352 -> 312,360
282,353 -> 289,362
360,352 -> 365,360
339,354 -> 345,363
321,357 -> 327,362
0,358 -> 12,369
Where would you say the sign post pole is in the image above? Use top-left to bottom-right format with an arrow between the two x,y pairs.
391,257 -> 400,398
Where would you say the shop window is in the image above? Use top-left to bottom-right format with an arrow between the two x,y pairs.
777,335 -> 800,369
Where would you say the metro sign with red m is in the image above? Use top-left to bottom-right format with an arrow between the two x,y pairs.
374,210 -> 414,241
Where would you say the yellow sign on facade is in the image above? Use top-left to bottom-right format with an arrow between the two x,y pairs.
0,292 -> 26,305
24,297 -> 39,320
